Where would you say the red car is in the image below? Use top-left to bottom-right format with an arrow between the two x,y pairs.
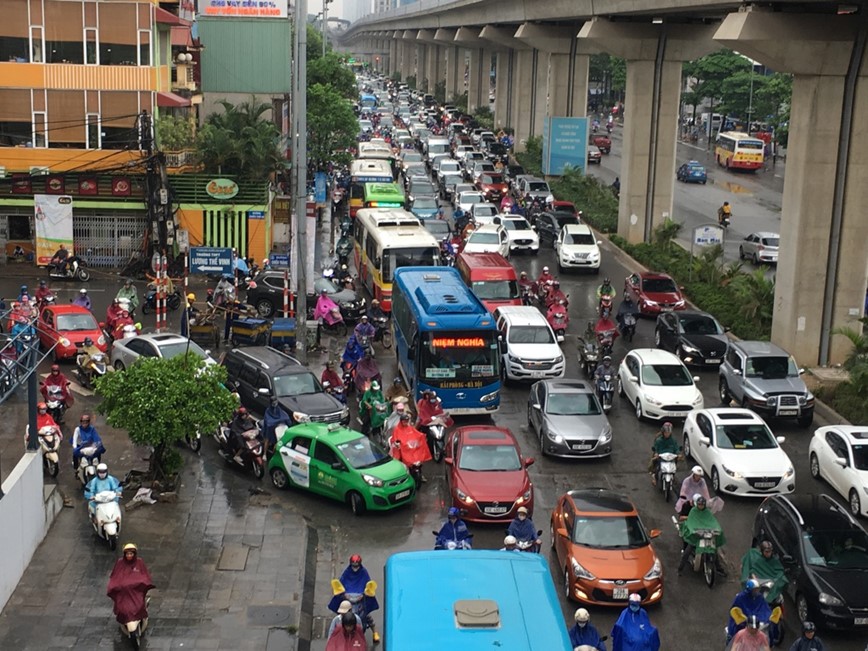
445,425 -> 535,523
550,200 -> 580,218
624,271 -> 687,316
475,173 -> 509,202
37,304 -> 107,360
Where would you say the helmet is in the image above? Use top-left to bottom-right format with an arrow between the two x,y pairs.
520,271 -> 527,277
237,407 -> 248,416
746,615 -> 759,630
83,337 -> 93,346
745,578 -> 760,590
504,535 -> 517,546
113,298 -> 120,305
349,554 -> 362,564
325,361 -> 334,370
123,279 -> 132,286
760,540 -> 774,553
447,506 -> 460,517
37,402 -> 47,411
552,280 -> 560,288
122,543 -> 138,553
79,288 -> 87,294
802,621 -> 816,633
96,463 -> 108,475
691,465 -> 703,477
80,414 -> 91,423
39,280 -> 46,286
399,412 -> 411,421
542,266 -> 549,272
20,285 -> 27,292
187,293 -> 196,301
661,421 -> 673,432
695,495 -> 707,507
517,506 -> 528,515
371,380 -> 380,391
574,608 -> 590,623
371,299 -> 380,306
262,258 -> 269,266
602,355 -> 612,363
360,315 -> 368,320
320,288 -> 328,295
50,364 -> 60,373
395,403 -> 405,413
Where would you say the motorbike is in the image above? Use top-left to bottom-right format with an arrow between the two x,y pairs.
575,637 -> 609,651
214,423 -> 266,479
577,334 -> 600,378
342,362 -> 356,395
48,255 -> 90,282
108,576 -> 152,649
37,425 -> 62,477
432,530 -> 473,551
619,313 -> 637,343
656,452 -> 679,502
321,308 -> 349,337
323,380 -> 347,405
184,431 -> 201,453
673,515 -> 722,588
719,214 -> 731,230
598,293 -> 614,315
595,373 -> 616,413
389,434 -> 426,487
140,283 -> 182,315
514,529 -> 543,553
335,236 -> 353,266
213,279 -> 237,307
91,490 -> 122,550
44,384 -> 67,423
76,350 -> 112,388
423,413 -> 453,462
520,285 -> 533,306
596,328 -> 618,359
76,444 -> 101,486
546,300 -> 569,343
371,315 -> 392,349
366,399 -> 390,440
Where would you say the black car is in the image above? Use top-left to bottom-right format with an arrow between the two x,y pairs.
247,271 -> 366,320
484,142 -> 509,165
504,164 -> 526,191
532,211 -> 580,244
654,310 -> 729,366
407,177 -> 438,199
752,493 -> 868,630
222,347 -> 349,425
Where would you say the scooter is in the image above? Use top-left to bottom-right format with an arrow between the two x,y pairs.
598,293 -> 614,315
37,425 -> 62,478
44,384 -> 67,424
577,334 -> 599,378
423,413 -> 453,463
620,313 -> 637,343
121,606 -> 149,650
184,431 -> 201,453
48,255 -> 91,282
514,529 -> 543,553
77,444 -> 101,486
214,423 -> 266,479
90,490 -> 122,550
432,530 -> 473,550
546,300 -> 569,343
596,373 -> 616,414
719,215 -> 730,230
596,328 -> 618,359
574,639 -> 608,651
76,350 -> 112,388
371,315 -> 392,349
656,452 -> 679,502
140,283 -> 182,314
672,516 -> 719,588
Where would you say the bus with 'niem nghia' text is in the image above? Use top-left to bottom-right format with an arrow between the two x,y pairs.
715,131 -> 765,171
392,267 -> 500,415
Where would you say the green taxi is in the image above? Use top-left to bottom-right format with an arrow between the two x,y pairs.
268,423 -> 416,515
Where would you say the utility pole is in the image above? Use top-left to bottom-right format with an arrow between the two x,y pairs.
322,0 -> 330,57
293,0 -> 309,363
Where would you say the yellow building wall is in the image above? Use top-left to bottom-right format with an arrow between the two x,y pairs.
0,148 -> 144,173
176,205 -> 271,266
0,62 -> 157,91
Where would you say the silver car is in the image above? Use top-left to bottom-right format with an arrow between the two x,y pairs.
110,333 -> 216,371
527,379 -> 613,458
739,232 -> 779,265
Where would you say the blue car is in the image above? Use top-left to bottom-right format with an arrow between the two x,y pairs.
409,196 -> 440,220
677,161 -> 707,184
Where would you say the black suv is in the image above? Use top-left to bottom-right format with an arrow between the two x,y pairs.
246,271 -> 366,321
221,347 -> 349,425
752,493 -> 868,630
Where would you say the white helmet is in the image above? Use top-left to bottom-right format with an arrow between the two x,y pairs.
504,535 -> 517,546
574,608 -> 590,623
96,463 -> 108,474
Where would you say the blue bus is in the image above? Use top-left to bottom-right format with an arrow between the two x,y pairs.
360,93 -> 378,110
384,551 -> 572,651
392,267 -> 500,415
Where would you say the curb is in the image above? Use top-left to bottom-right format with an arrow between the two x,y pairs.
295,524 -> 319,651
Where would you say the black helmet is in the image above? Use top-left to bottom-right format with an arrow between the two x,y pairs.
760,540 -> 774,553
83,337 -> 93,346
802,621 -> 815,633
603,277 -> 611,284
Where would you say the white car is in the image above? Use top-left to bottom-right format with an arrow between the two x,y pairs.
456,191 -> 487,214
809,426 -> 868,517
555,223 -> 601,272
683,408 -> 795,497
463,223 -> 510,258
618,348 -> 704,421
469,203 -> 500,225
499,215 -> 539,254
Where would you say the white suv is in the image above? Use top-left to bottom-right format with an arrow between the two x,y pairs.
494,306 -> 565,382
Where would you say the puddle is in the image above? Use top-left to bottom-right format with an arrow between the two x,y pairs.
719,181 -> 753,195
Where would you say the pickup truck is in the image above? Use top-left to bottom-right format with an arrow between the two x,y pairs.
591,134 -> 611,154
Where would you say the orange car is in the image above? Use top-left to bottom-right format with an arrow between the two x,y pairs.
550,488 -> 664,606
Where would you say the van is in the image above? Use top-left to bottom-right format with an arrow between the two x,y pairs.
424,138 -> 451,165
493,306 -> 565,382
455,252 -> 521,313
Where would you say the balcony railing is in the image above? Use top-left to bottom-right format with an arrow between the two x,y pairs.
170,64 -> 197,91
164,149 -> 201,173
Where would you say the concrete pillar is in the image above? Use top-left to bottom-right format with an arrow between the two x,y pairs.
578,19 -> 716,240
388,34 -> 399,77
415,43 -> 426,87
425,44 -> 442,93
466,48 -> 489,112
494,50 -> 512,129
444,46 -> 461,101
416,30 -> 437,91
716,11 -> 868,365
400,31 -> 416,82
433,29 -> 458,100
511,49 -> 535,150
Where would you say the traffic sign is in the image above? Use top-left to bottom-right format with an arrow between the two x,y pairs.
314,172 -> 328,204
190,246 -> 233,275
269,253 -> 289,269
693,224 -> 724,247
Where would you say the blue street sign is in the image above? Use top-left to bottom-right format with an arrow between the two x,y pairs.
248,210 -> 265,220
542,116 -> 589,175
314,171 -> 328,204
269,253 -> 290,269
190,246 -> 233,275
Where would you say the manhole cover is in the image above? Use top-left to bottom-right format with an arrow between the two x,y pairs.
248,605 -> 293,627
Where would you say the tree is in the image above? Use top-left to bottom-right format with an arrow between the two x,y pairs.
306,23 -> 325,61
307,83 -> 358,170
156,115 -> 195,151
719,69 -> 767,122
683,50 -> 751,133
197,98 -> 284,180
95,356 -> 237,480
309,52 -> 356,99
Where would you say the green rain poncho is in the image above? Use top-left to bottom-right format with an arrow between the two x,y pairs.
360,387 -> 390,430
740,548 -> 787,603
679,505 -> 726,549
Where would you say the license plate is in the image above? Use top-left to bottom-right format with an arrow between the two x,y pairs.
699,539 -> 709,548
755,482 -> 776,489
572,444 -> 593,451
395,489 -> 411,500
660,307 -> 673,312
778,409 -> 798,416
612,588 -> 629,600
855,617 -> 868,625
705,359 -> 722,364
530,371 -> 545,378
484,506 -> 508,514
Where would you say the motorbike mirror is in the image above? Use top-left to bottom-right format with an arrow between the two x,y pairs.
536,529 -> 543,536
699,436 -> 711,446
98,322 -> 106,329
444,458 -> 453,466
649,528 -> 662,539
523,457 -> 535,467
600,635 -> 609,642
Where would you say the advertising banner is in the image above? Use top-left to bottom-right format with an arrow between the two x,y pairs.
542,117 -> 589,176
199,0 -> 287,18
34,194 -> 73,266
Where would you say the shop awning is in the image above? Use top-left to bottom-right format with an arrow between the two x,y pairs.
157,92 -> 191,108
155,7 -> 190,27
171,26 -> 193,48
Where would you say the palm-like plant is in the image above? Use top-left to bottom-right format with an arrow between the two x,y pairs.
652,218 -> 682,251
832,317 -> 868,371
737,269 -> 775,332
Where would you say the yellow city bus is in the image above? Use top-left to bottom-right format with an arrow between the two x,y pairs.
715,131 -> 765,171
348,159 -> 393,218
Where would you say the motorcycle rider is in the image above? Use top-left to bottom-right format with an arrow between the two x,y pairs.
568,608 -> 607,651
107,543 -> 155,641
390,412 -> 431,482
36,401 -> 59,432
228,406 -> 257,465
326,601 -> 363,640
788,621 -> 825,651
367,298 -> 387,325
616,293 -> 639,333
518,271 -> 533,294
416,389 -> 446,432
506,506 -> 541,552
675,466 -> 710,517
106,298 -> 124,332
214,275 -> 235,306
353,314 -> 376,341
322,361 -> 344,396
727,579 -> 782,645
435,506 -> 472,549
677,494 -> 726,575
112,310 -> 137,341
41,363 -> 71,408
718,201 -> 732,226
740,541 -> 787,606
51,244 -> 70,274
596,277 -> 617,306
730,615 -> 771,651
328,554 -> 380,644
359,380 -> 389,436
35,279 -> 53,306
384,376 -> 410,405
180,293 -> 199,338
72,287 -> 92,311
501,535 -> 519,551
262,397 -> 292,457
383,401 -> 407,441
535,266 -> 554,291
116,279 -> 139,315
545,279 -> 568,309
648,422 -> 681,486
593,355 -> 615,385
84,462 -> 122,525
71,413 -> 105,469
611,593 -> 660,651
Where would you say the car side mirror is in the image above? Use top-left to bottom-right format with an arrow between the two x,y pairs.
692,376 -> 700,383
557,527 -> 569,539
532,403 -> 541,410
524,457 -> 535,467
733,369 -> 742,376
798,368 -> 806,375
331,462 -> 346,471
699,436 -> 711,446
776,436 -> 787,444
444,458 -> 453,466
723,326 -> 731,333
258,387 -> 271,396
835,456 -> 848,468
629,376 -> 639,384
781,554 -> 796,566
649,529 -> 662,539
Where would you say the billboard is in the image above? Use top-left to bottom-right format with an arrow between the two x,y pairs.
199,0 -> 287,18
34,194 -> 73,266
542,117 -> 588,176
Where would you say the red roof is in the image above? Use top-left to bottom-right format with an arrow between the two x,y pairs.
157,92 -> 191,108
155,7 -> 190,26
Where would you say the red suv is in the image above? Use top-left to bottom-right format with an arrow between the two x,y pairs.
476,173 -> 508,202
624,271 -> 686,316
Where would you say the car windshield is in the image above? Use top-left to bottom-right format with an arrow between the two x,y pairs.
382,246 -> 440,283
679,314 -> 723,336
802,529 -> 868,569
641,364 -> 693,386
402,152 -> 422,162
273,372 -> 320,397
474,206 -> 497,217
479,175 -> 504,184
56,313 -> 98,331
337,436 -> 391,470
642,277 -> 678,293
469,232 -> 500,244
564,232 -> 595,245
458,444 -> 522,471
761,237 -> 780,247
853,444 -> 868,471
688,164 -> 704,172
715,423 -> 778,450
472,280 -> 519,300
744,355 -> 799,379
572,515 -> 648,549
529,182 -> 549,192
156,341 -> 209,360
502,218 -> 531,232
488,143 -> 507,155
547,393 -> 602,416
412,197 -> 438,210
554,214 -> 580,228
461,194 -> 485,204
422,221 -> 450,238
508,325 -> 554,344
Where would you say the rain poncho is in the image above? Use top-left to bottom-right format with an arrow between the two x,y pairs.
315,294 -> 342,325
390,422 -> 432,466
675,476 -> 710,513
568,622 -> 607,651
678,506 -> 725,549
327,564 -> 379,623
727,589 -> 775,639
740,548 -> 787,604
360,387 -> 389,430
115,284 -> 139,312
324,622 -> 366,651
354,355 -> 380,393
729,627 -> 771,651
106,556 -> 154,624
611,606 -> 660,651
435,518 -> 472,548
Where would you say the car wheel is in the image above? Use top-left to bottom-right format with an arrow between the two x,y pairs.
738,246 -> 745,260
617,377 -> 626,398
654,329 -> 662,348
635,399 -> 644,421
719,378 -> 731,405
271,467 -> 289,490
549,523 -> 556,550
711,467 -> 721,493
256,299 -> 274,318
563,567 -> 572,601
683,434 -> 692,460
850,489 -> 862,517
348,490 -> 366,516
113,360 -> 125,372
252,460 -> 265,479
810,453 -> 821,480
754,253 -> 760,266
796,593 -> 810,624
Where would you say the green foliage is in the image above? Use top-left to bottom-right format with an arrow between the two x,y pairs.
550,169 -> 618,233
306,24 -> 325,61
390,71 -> 401,82
610,57 -> 626,92
309,53 -> 356,99
95,356 -> 237,479
472,107 -> 494,131
308,83 -> 358,170
652,219 -> 682,251
684,50 -> 751,108
434,80 -> 446,104
733,269 -> 776,330
197,98 -> 283,180
406,75 -> 417,90
832,317 -> 868,371
515,135 -> 543,176
450,92 -> 468,111
156,115 -> 195,151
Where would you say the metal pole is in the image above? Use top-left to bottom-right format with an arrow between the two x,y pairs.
322,0 -> 328,58
26,332 -> 38,451
283,269 -> 289,318
294,0 -> 309,364
747,62 -> 755,134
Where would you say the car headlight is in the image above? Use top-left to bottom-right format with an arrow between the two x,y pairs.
571,557 -> 596,580
517,488 -> 532,504
589,252 -> 600,260
681,342 -> 700,354
767,397 -> 777,407
783,466 -> 795,479
599,425 -> 612,443
693,393 -> 704,405
60,338 -> 71,347
362,474 -> 383,488
341,407 -> 350,420
644,558 -> 662,580
722,465 -> 743,479
644,394 -> 663,406
818,592 -> 843,606
292,411 -> 311,423
456,488 -> 474,504
555,355 -> 564,364
644,299 -> 658,306
547,430 -> 564,444
675,299 -> 685,307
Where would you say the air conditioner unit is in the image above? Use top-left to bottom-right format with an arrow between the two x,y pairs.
0,166 -> 6,178
30,166 -> 50,176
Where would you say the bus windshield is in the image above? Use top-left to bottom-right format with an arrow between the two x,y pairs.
381,246 -> 440,283
471,280 -> 519,300
421,331 -> 499,381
